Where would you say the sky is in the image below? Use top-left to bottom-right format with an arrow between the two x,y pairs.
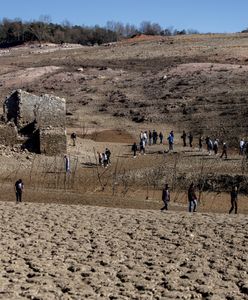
1,0 -> 248,33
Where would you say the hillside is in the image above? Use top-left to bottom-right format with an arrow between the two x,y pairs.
0,34 -> 248,213
1,34 -> 248,142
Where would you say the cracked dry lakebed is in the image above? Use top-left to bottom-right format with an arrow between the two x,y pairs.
0,202 -> 247,299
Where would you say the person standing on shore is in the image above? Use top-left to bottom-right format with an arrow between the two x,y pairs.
188,182 -> 197,212
161,183 -> 170,211
15,179 -> 24,203
229,186 -> 238,214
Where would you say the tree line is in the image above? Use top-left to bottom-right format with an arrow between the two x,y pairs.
0,17 -> 199,48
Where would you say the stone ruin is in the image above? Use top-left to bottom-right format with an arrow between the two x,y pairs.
0,89 -> 66,155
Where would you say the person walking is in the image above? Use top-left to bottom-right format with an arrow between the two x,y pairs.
152,130 -> 158,144
131,142 -> 138,158
229,186 -> 238,214
159,132 -> 164,144
167,131 -> 174,151
213,139 -> 219,155
64,155 -> 70,173
139,139 -> 146,155
15,179 -> 24,203
188,182 -> 197,212
97,151 -> 102,166
161,183 -> 170,211
70,132 -> 77,146
181,131 -> 187,147
143,131 -> 148,146
199,136 -> 203,151
220,142 -> 227,159
102,152 -> 108,167
239,139 -> 245,155
148,130 -> 152,146
188,132 -> 193,148
105,148 -> 111,165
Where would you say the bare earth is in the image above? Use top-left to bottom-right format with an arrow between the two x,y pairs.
0,202 -> 247,299
0,35 -> 248,299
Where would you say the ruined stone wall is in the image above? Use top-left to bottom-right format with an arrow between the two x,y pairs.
39,128 -> 66,156
3,89 -> 67,155
0,123 -> 18,146
4,90 -> 66,129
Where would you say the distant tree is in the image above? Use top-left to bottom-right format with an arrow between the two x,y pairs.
139,21 -> 162,35
0,17 -> 200,48
124,23 -> 138,37
106,21 -> 125,40
176,29 -> 186,35
161,27 -> 173,36
187,28 -> 199,35
27,21 -> 47,45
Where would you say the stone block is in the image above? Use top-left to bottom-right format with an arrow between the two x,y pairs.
39,128 -> 67,156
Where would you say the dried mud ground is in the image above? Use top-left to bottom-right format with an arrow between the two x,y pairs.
0,202 -> 248,300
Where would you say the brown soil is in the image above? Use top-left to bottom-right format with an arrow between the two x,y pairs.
0,202 -> 248,299
86,129 -> 135,143
0,35 -> 248,299
0,34 -> 248,211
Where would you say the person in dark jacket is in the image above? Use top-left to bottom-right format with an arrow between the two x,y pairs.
71,132 -> 77,146
105,148 -> 111,165
159,132 -> 164,144
148,130 -> 152,146
229,186 -> 238,214
188,182 -> 197,212
161,183 -> 170,211
213,139 -> 219,155
167,131 -> 174,151
131,142 -> 138,158
188,132 -> 193,148
220,142 -> 227,159
152,130 -> 158,144
15,179 -> 24,203
199,136 -> 203,151
181,131 -> 187,147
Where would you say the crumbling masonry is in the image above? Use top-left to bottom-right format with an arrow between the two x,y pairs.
1,89 -> 66,155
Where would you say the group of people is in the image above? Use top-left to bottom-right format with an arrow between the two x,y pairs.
161,182 -> 197,213
97,148 -> 111,168
181,131 -> 248,159
161,182 -> 239,214
131,129 -> 175,157
13,177 -> 239,215
182,131 -> 228,156
133,129 -> 248,159
137,130 -> 165,155
13,129 -> 243,214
